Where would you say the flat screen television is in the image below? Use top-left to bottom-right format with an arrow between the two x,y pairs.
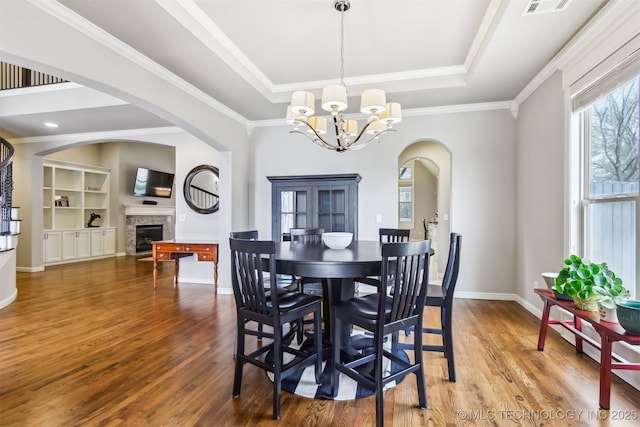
132,167 -> 175,198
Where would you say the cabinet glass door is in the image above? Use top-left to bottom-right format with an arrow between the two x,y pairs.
317,188 -> 346,232
280,189 -> 309,239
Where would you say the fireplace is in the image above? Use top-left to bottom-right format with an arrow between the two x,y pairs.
135,224 -> 163,253
124,205 -> 175,255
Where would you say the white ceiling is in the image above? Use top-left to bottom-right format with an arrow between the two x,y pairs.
0,0 -> 609,138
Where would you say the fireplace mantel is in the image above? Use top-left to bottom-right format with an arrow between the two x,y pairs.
124,204 -> 175,216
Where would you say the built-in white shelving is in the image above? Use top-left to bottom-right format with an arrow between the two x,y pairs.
43,160 -> 115,265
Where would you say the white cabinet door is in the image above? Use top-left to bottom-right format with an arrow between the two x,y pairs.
77,230 -> 91,258
62,230 -> 91,260
62,231 -> 78,260
91,229 -> 104,256
43,231 -> 62,263
103,228 -> 116,255
91,228 -> 116,256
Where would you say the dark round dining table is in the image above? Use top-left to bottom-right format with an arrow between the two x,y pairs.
274,240 -> 383,352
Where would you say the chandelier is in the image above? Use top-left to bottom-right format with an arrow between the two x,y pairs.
286,0 -> 401,152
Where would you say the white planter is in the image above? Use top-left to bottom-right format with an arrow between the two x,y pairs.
598,302 -> 619,323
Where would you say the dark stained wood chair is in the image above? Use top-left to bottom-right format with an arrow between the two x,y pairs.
289,227 -> 324,244
355,228 -> 411,289
330,240 -> 431,427
401,232 -> 461,382
289,227 -> 325,295
229,229 -> 259,240
229,230 -> 301,356
229,237 -> 323,420
289,228 -> 325,341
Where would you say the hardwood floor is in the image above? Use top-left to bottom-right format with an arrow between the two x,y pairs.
1,256 -> 639,426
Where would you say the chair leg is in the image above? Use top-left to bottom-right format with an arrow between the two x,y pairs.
272,328 -> 282,420
442,307 -> 456,382
414,321 -> 428,408
314,307 -> 322,384
374,332 -> 384,427
296,316 -> 304,344
330,314 -> 340,398
391,331 -> 398,353
233,319 -> 244,397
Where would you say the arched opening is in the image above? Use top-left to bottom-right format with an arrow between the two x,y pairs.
399,140 -> 451,279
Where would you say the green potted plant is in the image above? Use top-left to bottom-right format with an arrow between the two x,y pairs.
554,254 -> 621,312
593,270 -> 629,322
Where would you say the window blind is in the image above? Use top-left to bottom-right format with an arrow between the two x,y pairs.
571,35 -> 640,112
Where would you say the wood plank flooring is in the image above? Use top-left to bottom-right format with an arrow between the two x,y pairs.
1,256 -> 639,426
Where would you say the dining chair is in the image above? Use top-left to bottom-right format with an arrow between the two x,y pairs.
288,227 -> 325,341
229,229 -> 259,240
229,230 -> 302,356
330,240 -> 432,427
355,228 -> 411,290
229,237 -> 323,420
289,227 -> 325,295
401,232 -> 461,382
289,227 -> 324,244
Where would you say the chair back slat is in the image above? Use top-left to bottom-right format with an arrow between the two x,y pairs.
230,230 -> 259,240
441,233 -> 462,299
379,228 -> 410,243
382,240 -> 431,322
230,238 -> 277,315
290,227 -> 324,244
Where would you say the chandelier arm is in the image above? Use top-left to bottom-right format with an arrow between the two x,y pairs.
348,128 -> 397,150
290,130 -> 338,150
290,121 -> 339,151
347,119 -> 375,147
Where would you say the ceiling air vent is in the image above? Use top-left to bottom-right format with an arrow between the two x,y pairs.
523,0 -> 572,16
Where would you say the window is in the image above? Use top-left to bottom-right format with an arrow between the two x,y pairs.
399,167 -> 412,180
399,186 -> 412,222
573,63 -> 639,297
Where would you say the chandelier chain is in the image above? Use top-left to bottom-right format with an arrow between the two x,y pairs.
286,0 -> 400,152
340,6 -> 345,88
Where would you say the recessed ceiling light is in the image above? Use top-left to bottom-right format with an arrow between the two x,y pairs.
44,122 -> 59,128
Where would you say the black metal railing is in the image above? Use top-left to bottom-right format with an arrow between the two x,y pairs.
1,62 -> 66,90
1,137 -> 15,239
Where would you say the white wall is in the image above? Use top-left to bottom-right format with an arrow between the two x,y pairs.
251,109 -> 517,295
173,137 -> 220,284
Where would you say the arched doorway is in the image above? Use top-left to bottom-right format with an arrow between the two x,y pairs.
399,140 -> 451,279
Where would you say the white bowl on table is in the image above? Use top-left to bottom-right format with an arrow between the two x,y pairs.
322,232 -> 353,249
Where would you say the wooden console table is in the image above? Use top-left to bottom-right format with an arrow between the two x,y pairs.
152,241 -> 218,289
535,288 -> 640,409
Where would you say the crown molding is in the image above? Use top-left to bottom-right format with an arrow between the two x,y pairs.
27,0 -> 249,126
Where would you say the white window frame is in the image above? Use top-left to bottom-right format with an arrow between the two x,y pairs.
570,50 -> 640,297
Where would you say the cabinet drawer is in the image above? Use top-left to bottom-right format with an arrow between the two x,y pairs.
185,244 -> 215,252
155,251 -> 173,260
155,244 -> 185,252
197,253 -> 215,261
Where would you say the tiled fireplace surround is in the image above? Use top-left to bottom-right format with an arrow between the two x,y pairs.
124,205 -> 175,255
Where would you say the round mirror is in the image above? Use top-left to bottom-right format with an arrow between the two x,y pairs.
183,165 -> 219,214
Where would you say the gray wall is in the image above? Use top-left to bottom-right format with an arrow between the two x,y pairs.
251,109 -> 517,296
